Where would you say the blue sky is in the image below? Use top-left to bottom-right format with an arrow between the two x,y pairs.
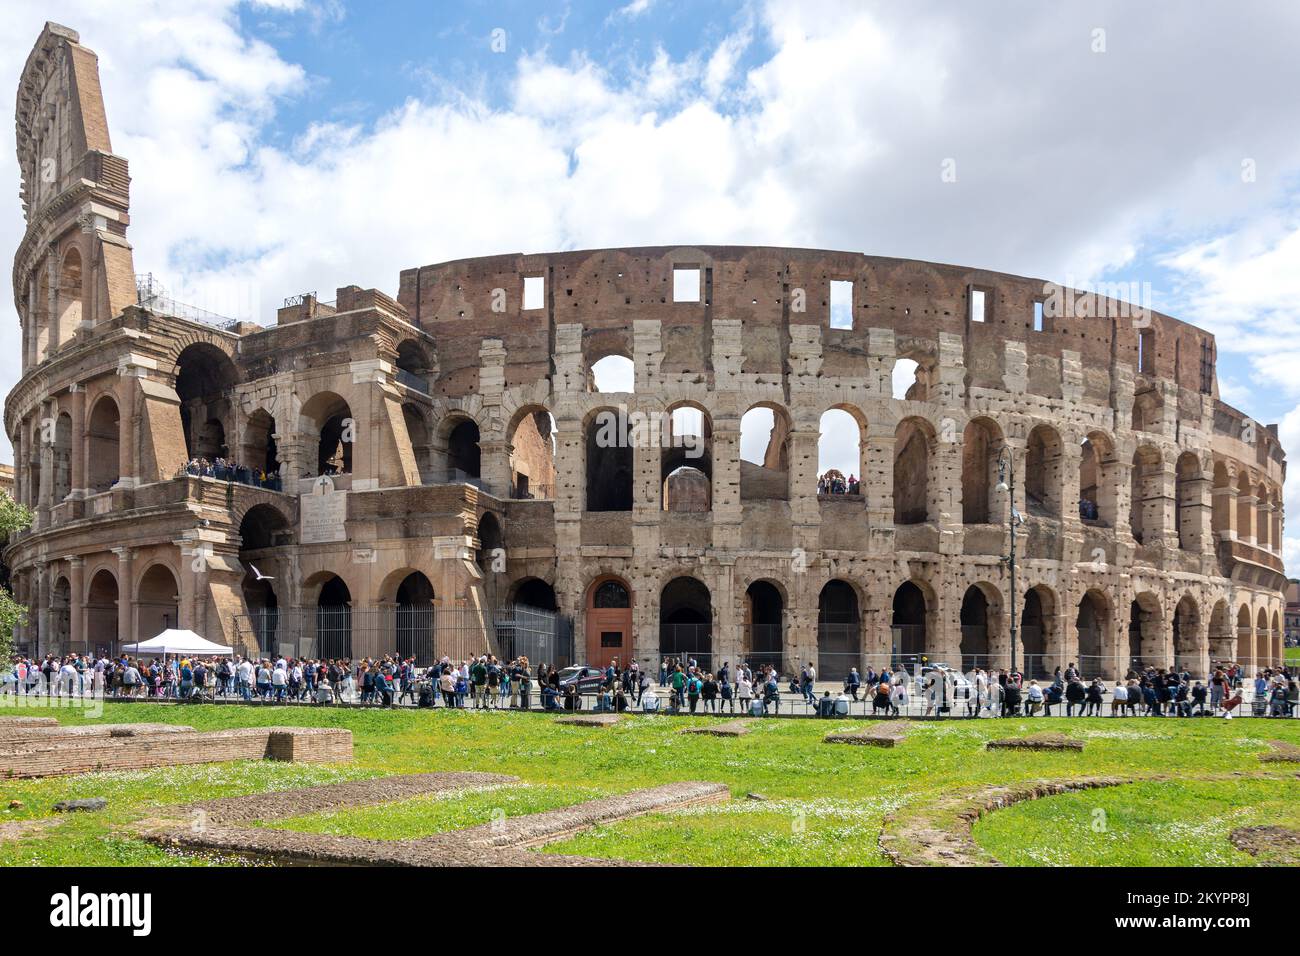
2,0 -> 1299,556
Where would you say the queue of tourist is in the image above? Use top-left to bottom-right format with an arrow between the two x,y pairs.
182,456 -> 283,491
4,651 -> 1296,719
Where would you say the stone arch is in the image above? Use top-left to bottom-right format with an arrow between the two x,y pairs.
54,245 -> 82,351
1211,461 -> 1232,540
1024,423 -> 1064,518
1236,603 -> 1254,667
512,577 -> 558,611
1255,606 -> 1270,671
894,416 -> 935,524
663,401 -> 712,511
585,405 -> 633,512
311,572 -> 353,660
390,570 -> 435,661
739,401 -> 791,500
135,563 -> 179,641
507,403 -> 556,499
240,407 -> 280,482
86,568 -> 119,655
891,579 -> 932,664
238,502 -> 292,552
175,342 -> 239,461
589,353 -> 635,394
659,575 -> 712,670
300,391 -> 354,476
1079,430 -> 1118,526
1235,471 -> 1255,543
402,401 -> 432,483
87,393 -> 120,493
962,417 -> 1003,524
1019,583 -> 1057,678
959,583 -> 997,670
394,337 -> 435,391
818,405 -> 866,492
1255,482 -> 1271,550
817,579 -> 861,681
1207,598 -> 1232,666
1075,589 -> 1111,677
743,578 -> 785,672
1128,591 -> 1164,672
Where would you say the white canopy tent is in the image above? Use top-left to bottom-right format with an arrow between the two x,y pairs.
120,629 -> 234,657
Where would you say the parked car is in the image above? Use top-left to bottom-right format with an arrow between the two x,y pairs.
912,665 -> 973,700
556,665 -> 608,694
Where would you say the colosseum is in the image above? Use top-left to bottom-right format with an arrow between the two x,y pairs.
4,23 -> 1288,681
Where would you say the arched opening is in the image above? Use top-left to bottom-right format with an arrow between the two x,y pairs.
739,403 -> 790,500
447,419 -> 481,481
660,576 -> 712,670
509,407 -> 556,499
1076,590 -> 1108,676
891,581 -> 927,665
514,578 -> 558,611
26,421 -> 42,510
1024,424 -> 1063,518
395,571 -> 435,661
55,247 -> 82,350
240,409 -> 280,486
1130,446 -> 1162,544
1176,453 -> 1204,551
1128,593 -> 1163,671
87,395 -> 120,493
1255,483 -> 1271,551
316,575 -> 352,659
136,564 -> 179,641
1236,605 -> 1254,667
586,576 -> 632,668
662,405 -> 712,511
586,408 -> 632,511
959,585 -> 991,671
33,271 -> 51,361
86,569 -> 119,657
589,354 -> 635,393
475,512 -> 504,604
744,580 -> 784,672
1208,599 -> 1232,665
1020,585 -> 1053,678
402,403 -> 431,483
50,576 -> 71,652
395,339 -> 434,392
301,392 -> 354,476
1211,462 -> 1231,540
52,412 -> 72,502
817,408 -> 863,495
239,504 -> 289,654
1173,595 -> 1200,675
1255,607 -> 1270,670
1079,432 -> 1117,526
817,580 -> 860,681
961,418 -> 1001,523
893,418 -> 933,525
175,343 -> 237,461
1235,472 -> 1255,543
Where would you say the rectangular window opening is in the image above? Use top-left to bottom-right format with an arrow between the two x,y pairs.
829,280 -> 854,329
523,275 -> 545,311
969,288 -> 986,323
1033,300 -> 1044,332
672,267 -> 701,303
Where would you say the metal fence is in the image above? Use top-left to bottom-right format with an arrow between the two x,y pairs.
232,603 -> 573,667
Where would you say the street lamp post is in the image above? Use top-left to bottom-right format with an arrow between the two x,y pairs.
996,446 -> 1019,678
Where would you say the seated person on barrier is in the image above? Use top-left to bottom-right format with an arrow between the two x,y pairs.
642,688 -> 660,712
763,675 -> 781,714
563,683 -> 581,711
542,684 -> 561,711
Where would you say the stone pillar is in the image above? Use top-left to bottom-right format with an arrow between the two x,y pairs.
115,547 -> 134,645
1214,465 -> 1237,541
118,371 -> 138,488
68,556 -> 86,654
69,384 -> 86,502
711,420 -> 741,550
37,400 -> 54,525
36,564 -> 50,657
479,439 -> 511,499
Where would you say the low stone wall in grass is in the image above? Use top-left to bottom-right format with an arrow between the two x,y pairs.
0,725 -> 353,779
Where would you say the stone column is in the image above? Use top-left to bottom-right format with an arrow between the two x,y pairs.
68,556 -> 86,654
69,384 -> 86,502
36,564 -> 50,657
118,371 -> 138,489
37,401 -> 54,526
115,547 -> 134,645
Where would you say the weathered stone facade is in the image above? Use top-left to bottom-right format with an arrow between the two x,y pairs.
4,23 -> 1288,679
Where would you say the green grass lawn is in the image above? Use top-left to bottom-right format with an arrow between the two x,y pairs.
1286,646 -> 1299,666
974,778 -> 1300,866
2,703 -> 1298,866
